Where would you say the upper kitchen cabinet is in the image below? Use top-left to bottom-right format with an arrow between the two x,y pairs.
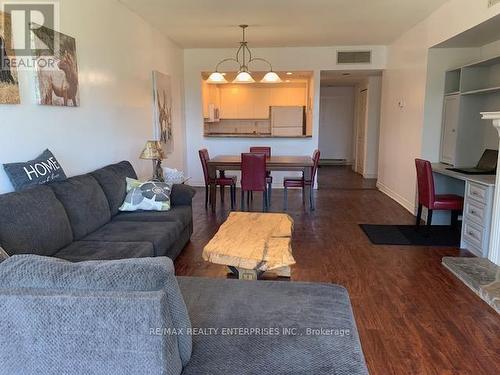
215,83 -> 307,119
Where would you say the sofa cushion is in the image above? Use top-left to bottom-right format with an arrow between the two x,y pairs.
0,186 -> 73,256
0,255 -> 192,367
113,206 -> 192,227
55,241 -> 155,262
49,174 -> 111,240
178,278 -> 369,375
83,221 -> 183,256
91,161 -> 138,216
3,149 -> 67,191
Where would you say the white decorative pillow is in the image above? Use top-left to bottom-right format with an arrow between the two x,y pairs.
119,178 -> 173,212
0,246 -> 10,263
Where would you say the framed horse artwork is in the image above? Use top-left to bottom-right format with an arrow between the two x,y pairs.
32,25 -> 80,107
0,11 -> 20,104
152,71 -> 173,152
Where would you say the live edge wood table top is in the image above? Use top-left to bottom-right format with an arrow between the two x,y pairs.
202,212 -> 295,280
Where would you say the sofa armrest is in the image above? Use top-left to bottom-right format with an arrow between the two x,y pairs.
171,184 -> 196,206
0,288 -> 183,375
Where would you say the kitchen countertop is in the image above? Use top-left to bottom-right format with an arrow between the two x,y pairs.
205,133 -> 312,139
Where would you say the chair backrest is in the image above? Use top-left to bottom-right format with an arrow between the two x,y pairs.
415,159 -> 435,208
241,153 -> 267,192
308,149 -> 321,184
198,149 -> 210,185
249,147 -> 271,158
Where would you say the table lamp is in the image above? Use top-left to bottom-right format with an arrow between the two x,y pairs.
140,140 -> 166,181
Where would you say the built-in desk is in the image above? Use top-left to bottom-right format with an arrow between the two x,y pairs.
432,163 -> 496,257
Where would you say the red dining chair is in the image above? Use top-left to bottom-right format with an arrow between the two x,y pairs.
283,150 -> 321,211
415,159 -> 463,227
249,147 -> 273,204
241,153 -> 268,211
199,149 -> 237,210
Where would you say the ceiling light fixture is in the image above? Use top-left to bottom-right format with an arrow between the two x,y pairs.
207,25 -> 282,84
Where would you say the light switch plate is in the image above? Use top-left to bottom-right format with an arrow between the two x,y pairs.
489,0 -> 500,7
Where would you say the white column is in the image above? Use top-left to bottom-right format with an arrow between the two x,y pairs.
481,112 -> 500,265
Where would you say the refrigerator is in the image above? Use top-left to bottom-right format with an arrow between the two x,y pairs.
271,106 -> 305,136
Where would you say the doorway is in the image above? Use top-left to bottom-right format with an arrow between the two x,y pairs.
319,70 -> 383,180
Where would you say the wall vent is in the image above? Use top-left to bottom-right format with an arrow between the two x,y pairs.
489,0 -> 500,7
337,51 -> 372,64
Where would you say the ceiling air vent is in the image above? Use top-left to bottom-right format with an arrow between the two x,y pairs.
489,0 -> 500,7
337,51 -> 372,64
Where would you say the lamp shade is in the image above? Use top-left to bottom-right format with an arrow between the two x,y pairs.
140,141 -> 165,160
261,71 -> 282,83
206,72 -> 228,84
233,71 -> 255,84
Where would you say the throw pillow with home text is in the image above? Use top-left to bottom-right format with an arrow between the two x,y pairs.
3,149 -> 67,191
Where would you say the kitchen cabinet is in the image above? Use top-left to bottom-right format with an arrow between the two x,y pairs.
216,84 -> 306,120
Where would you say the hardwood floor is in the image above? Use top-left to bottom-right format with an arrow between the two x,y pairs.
175,166 -> 500,375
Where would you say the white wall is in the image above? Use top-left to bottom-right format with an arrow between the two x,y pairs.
318,86 -> 355,162
184,46 -> 387,186
378,0 -> 500,213
0,0 -> 185,193
363,76 -> 382,178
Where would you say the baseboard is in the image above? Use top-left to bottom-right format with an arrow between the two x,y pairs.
376,181 -> 415,215
363,173 -> 378,179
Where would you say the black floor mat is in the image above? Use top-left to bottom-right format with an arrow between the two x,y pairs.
359,224 -> 461,246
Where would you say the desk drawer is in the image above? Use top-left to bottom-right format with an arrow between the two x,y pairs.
464,200 -> 486,226
466,182 -> 488,204
463,221 -> 484,250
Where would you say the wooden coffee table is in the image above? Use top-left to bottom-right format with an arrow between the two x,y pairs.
203,212 -> 295,280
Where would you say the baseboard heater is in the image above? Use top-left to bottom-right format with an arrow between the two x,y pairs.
319,159 -> 351,166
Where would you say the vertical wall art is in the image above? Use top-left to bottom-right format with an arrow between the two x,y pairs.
32,25 -> 80,107
152,71 -> 173,151
0,11 -> 20,104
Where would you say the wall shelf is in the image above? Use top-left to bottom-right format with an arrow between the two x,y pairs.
461,86 -> 500,96
445,55 -> 500,97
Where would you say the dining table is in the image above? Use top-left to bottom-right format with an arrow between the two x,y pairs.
207,155 -> 314,212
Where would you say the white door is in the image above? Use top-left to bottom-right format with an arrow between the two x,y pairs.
440,94 -> 460,165
318,89 -> 355,160
356,90 -> 368,174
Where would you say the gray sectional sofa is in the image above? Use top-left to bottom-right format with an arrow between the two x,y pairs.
0,161 -> 369,374
0,161 -> 195,262
0,255 -> 369,375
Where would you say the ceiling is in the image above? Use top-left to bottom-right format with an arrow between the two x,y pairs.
119,0 -> 449,48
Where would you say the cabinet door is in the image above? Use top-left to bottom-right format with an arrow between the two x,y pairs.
219,86 -> 238,119
440,95 -> 460,165
252,87 -> 271,119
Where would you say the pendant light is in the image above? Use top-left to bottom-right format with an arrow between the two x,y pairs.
207,25 -> 282,84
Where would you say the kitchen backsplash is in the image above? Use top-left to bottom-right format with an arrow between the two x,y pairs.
205,119 -> 271,135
